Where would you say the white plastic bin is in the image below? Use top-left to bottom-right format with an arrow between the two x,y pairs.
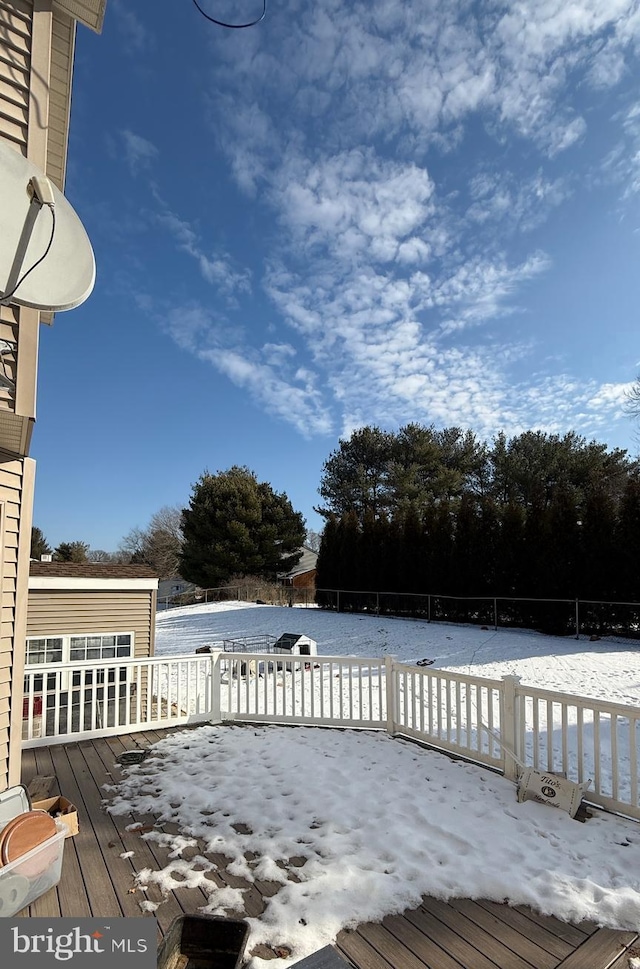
0,784 -> 66,917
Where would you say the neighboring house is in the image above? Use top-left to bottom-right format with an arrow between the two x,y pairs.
282,546 -> 318,590
27,562 -> 159,667
157,577 -> 199,607
0,1 -> 106,790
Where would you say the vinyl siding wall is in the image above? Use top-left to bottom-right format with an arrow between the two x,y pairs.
0,0 -> 31,153
0,453 -> 34,789
26,589 -> 158,658
0,0 -> 78,789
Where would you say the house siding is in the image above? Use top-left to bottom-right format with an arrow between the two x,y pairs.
0,0 -> 103,790
26,589 -> 157,659
0,453 -> 34,789
47,8 -> 74,189
0,0 -> 31,154
0,0 -> 42,792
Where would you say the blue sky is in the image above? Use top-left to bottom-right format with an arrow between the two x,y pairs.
32,0 -> 640,553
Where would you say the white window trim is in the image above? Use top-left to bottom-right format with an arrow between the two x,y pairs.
26,631 -> 135,665
25,632 -> 136,693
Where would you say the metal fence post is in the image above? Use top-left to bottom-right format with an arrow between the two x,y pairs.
500,674 -> 521,782
575,599 -> 580,640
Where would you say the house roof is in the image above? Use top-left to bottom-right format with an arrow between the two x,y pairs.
286,546 -> 318,578
53,0 -> 106,33
29,561 -> 157,579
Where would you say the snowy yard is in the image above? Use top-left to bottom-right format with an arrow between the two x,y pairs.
155,600 -> 640,707
104,602 -> 640,967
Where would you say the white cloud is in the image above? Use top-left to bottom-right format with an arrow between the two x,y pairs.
199,346 -> 333,438
156,208 -> 252,302
274,150 -> 435,265
467,172 -> 569,232
151,298 -> 333,438
159,1 -> 640,443
111,0 -> 152,54
121,130 -> 158,176
587,382 -> 634,414
207,1 -> 640,163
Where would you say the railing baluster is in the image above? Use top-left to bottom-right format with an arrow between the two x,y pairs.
611,714 -> 618,801
546,699 -> 554,772
631,715 -> 638,808
561,703 -> 569,776
594,711 -> 601,794
576,705 -> 584,783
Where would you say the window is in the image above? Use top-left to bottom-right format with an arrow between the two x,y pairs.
26,633 -> 133,666
26,637 -> 63,665
24,632 -> 135,706
69,634 -> 132,662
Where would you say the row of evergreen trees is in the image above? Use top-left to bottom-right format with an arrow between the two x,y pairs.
315,426 -> 640,633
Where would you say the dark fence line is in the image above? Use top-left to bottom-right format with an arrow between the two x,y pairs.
157,583 -> 640,639
314,588 -> 640,639
157,584 -> 314,611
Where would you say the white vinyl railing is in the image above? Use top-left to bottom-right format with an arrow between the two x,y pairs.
218,654 -> 390,728
392,665 -> 505,770
22,654 -> 214,743
515,683 -> 640,819
22,653 -> 640,821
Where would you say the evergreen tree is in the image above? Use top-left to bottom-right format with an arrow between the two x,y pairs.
315,514 -> 340,607
31,526 -> 51,559
496,501 -> 526,598
53,541 -> 89,563
396,501 -> 425,596
452,494 -> 478,599
474,497 -> 500,596
180,467 -> 304,588
317,427 -> 395,520
429,499 -> 454,597
543,483 -> 580,599
579,481 -> 617,601
615,475 -> 640,602
336,510 -> 361,608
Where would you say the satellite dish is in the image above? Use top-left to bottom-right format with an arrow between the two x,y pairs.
0,140 -> 95,312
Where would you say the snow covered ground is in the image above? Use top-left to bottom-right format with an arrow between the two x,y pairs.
155,600 -> 640,706
104,602 -> 640,967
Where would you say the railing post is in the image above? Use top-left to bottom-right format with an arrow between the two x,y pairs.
385,655 -> 396,735
210,650 -> 222,724
575,598 -> 580,640
500,674 -> 521,782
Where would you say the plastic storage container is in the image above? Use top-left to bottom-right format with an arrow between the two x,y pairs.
157,915 -> 249,969
0,784 -> 65,917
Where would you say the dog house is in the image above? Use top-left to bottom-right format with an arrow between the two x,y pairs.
274,633 -> 317,656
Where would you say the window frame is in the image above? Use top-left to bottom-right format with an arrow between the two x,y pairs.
25,632 -> 135,695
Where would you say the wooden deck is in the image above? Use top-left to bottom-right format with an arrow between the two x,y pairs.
19,728 -> 640,969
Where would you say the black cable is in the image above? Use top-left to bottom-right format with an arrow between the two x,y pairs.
0,205 -> 56,304
191,0 -> 267,29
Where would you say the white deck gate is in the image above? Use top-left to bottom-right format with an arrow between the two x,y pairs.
22,653 -> 640,821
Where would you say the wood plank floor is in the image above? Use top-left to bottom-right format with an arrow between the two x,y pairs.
19,729 -> 640,969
